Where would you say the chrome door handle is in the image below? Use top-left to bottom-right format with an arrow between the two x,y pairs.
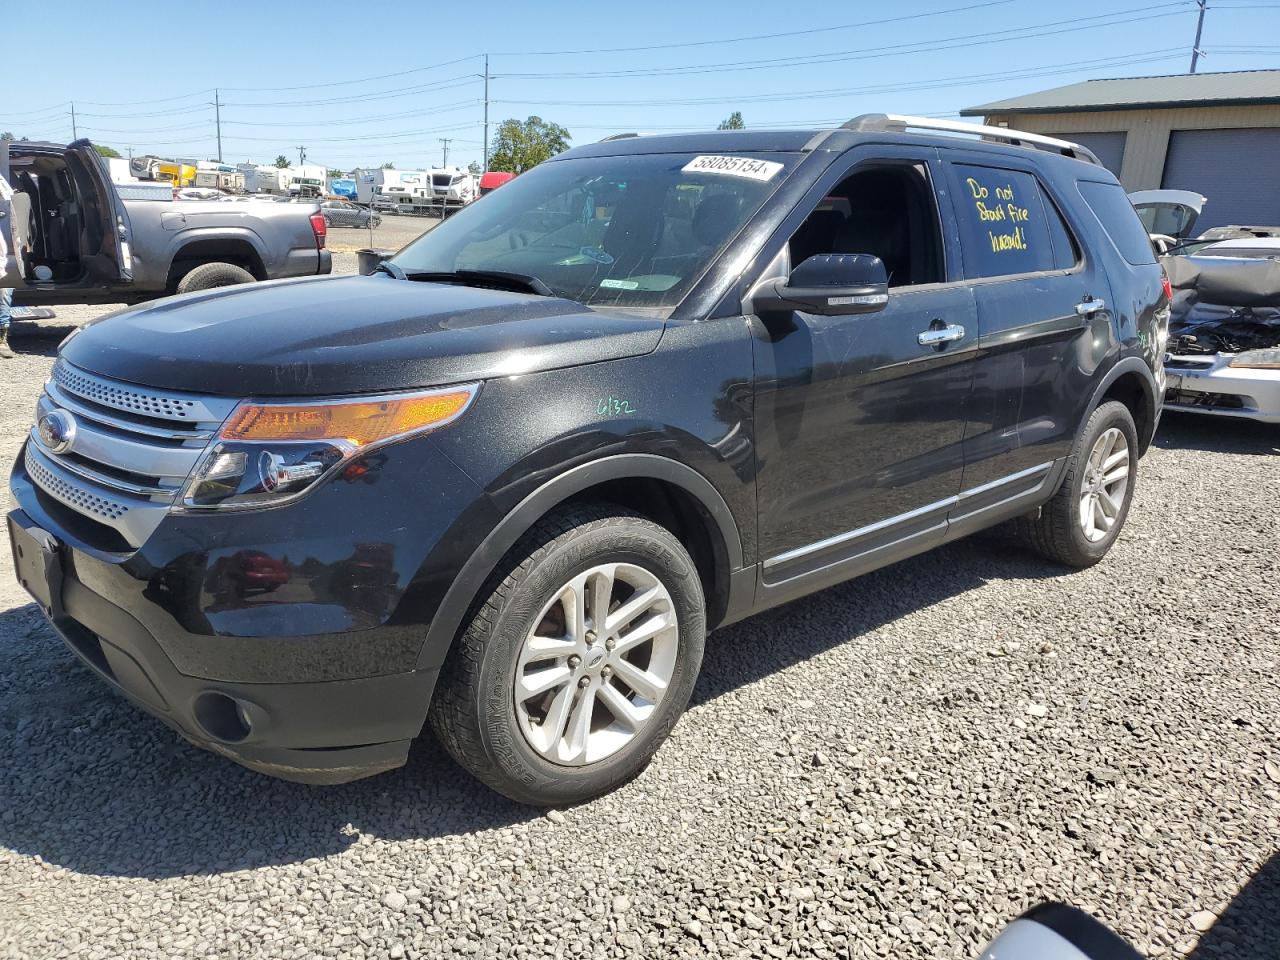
1075,298 -> 1106,316
918,323 -> 966,346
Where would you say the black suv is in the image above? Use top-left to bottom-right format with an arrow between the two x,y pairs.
8,116 -> 1167,804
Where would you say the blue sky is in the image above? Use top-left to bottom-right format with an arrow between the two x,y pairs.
4,0 -> 1277,173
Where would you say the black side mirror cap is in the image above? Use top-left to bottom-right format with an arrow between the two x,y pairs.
754,253 -> 889,316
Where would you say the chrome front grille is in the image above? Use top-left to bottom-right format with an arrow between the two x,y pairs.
50,360 -> 227,422
25,359 -> 239,548
24,446 -> 132,522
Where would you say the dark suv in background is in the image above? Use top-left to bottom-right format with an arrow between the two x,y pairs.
8,115 -> 1166,805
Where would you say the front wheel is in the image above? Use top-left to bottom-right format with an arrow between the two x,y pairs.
1017,400 -> 1139,568
429,504 -> 706,806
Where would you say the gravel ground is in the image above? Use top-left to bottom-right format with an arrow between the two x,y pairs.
0,293 -> 1277,959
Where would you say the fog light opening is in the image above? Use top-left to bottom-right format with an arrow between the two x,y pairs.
193,691 -> 252,744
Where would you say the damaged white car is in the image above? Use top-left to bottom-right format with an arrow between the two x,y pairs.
1163,243 -> 1280,423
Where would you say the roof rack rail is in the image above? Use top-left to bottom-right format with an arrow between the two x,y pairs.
599,132 -> 641,142
842,113 -> 1102,166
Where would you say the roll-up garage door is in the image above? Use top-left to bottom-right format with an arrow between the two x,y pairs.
1061,131 -> 1126,178
1162,128 -> 1280,231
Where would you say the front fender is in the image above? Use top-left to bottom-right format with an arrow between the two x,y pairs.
412,451 -> 744,670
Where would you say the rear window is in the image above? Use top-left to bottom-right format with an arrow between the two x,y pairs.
1078,180 -> 1158,266
951,164 -> 1076,279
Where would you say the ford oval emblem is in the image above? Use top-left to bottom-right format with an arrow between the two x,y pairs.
37,410 -> 77,456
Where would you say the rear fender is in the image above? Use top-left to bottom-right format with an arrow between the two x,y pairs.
1078,355 -> 1161,454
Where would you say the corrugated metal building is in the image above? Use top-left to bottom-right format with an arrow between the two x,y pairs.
962,70 -> 1280,231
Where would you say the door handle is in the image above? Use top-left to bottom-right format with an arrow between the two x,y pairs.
1075,298 -> 1106,316
918,323 -> 966,347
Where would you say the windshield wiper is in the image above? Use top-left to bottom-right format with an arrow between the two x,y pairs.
374,260 -> 407,280
402,269 -> 555,297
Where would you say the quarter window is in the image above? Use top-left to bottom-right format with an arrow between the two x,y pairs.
1077,180 -> 1158,266
951,164 -> 1075,279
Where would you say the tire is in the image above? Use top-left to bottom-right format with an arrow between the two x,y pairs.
175,261 -> 255,295
429,504 -> 707,806
1016,400 -> 1139,568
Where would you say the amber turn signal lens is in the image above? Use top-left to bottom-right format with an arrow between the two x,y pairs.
220,388 -> 476,446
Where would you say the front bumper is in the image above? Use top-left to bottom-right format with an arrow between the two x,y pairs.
1163,353 -> 1280,423
9,506 -> 438,784
6,421 -> 490,783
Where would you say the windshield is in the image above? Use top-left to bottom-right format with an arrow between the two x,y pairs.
389,151 -> 794,311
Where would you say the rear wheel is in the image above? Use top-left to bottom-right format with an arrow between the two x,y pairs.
429,504 -> 706,805
175,261 -> 255,294
1016,400 -> 1138,568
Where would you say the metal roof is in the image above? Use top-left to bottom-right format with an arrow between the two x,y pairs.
961,69 -> 1280,116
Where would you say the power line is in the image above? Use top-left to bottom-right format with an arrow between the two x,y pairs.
492,50 -> 1183,110
493,4 -> 1194,79
220,55 -> 484,93
79,121 -> 212,134
222,75 -> 480,109
223,100 -> 479,127
490,0 -> 1022,56
78,89 -> 215,107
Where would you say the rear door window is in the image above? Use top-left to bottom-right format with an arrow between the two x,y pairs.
950,163 -> 1070,279
1078,180 -> 1158,265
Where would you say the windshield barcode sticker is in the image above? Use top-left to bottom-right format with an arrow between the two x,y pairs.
682,155 -> 783,182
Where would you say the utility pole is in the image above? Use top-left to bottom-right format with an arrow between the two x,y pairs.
1189,0 -> 1208,73
71,102 -> 77,141
214,89 -> 223,162
482,54 -> 490,172
440,138 -> 452,167
297,145 -> 307,165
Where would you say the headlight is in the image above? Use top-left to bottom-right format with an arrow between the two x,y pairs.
179,384 -> 478,510
1228,349 -> 1280,370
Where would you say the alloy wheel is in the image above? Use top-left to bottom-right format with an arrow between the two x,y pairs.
1078,427 -> 1130,543
514,562 -> 678,766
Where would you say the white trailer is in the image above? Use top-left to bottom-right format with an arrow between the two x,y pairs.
106,157 -> 139,184
236,163 -> 260,193
357,169 -> 429,211
426,166 -> 478,209
253,166 -> 291,195
285,164 -> 328,198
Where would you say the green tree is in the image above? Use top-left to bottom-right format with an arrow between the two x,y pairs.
467,160 -> 481,176
717,111 -> 745,130
488,117 -> 571,174
94,144 -> 122,159
326,168 -> 345,178
380,162 -> 396,169
274,155 -> 290,168
0,132 -> 14,142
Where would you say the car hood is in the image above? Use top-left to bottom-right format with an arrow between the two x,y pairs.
62,274 -> 666,396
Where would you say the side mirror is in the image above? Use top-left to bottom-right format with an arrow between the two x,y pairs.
754,253 -> 889,316
980,904 -> 1143,960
